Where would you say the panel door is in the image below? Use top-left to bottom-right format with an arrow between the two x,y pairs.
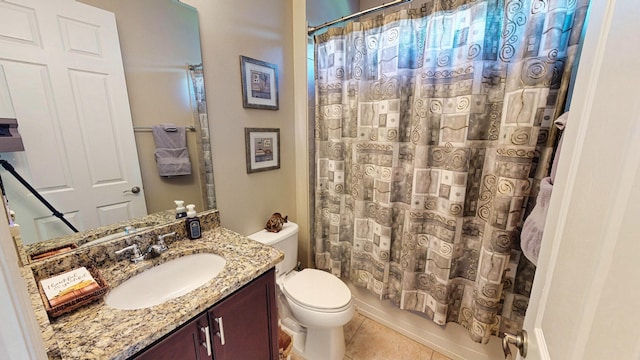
208,269 -> 278,360
520,0 -> 640,359
134,313 -> 211,360
0,0 -> 146,243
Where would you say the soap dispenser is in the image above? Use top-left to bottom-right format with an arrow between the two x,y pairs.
174,200 -> 187,219
185,204 -> 201,239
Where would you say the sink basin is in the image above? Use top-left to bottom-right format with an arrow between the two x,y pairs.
105,253 -> 226,310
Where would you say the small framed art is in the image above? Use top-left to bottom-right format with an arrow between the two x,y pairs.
245,128 -> 280,173
240,56 -> 279,110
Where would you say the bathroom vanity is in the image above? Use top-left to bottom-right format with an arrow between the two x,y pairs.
20,210 -> 284,360
135,269 -> 277,360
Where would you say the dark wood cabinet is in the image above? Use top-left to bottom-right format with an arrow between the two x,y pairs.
134,313 -> 210,360
208,267 -> 278,360
133,268 -> 277,360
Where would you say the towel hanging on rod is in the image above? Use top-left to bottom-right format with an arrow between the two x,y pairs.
151,124 -> 192,177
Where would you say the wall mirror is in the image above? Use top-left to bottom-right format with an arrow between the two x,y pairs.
0,0 -> 213,263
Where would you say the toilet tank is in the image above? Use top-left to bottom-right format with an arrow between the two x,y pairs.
247,221 -> 299,275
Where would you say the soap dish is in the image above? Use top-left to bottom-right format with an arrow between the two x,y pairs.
38,266 -> 109,318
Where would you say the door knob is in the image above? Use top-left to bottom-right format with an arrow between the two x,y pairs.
123,186 -> 141,195
503,329 -> 528,359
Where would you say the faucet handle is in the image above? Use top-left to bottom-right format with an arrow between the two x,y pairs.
115,243 -> 139,255
115,243 -> 144,263
157,232 -> 176,246
147,233 -> 173,257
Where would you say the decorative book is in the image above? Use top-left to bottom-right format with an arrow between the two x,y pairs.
38,266 -> 108,317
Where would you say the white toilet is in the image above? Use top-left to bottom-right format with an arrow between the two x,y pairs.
248,222 -> 354,360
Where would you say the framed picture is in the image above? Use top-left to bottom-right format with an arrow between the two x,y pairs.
240,56 -> 279,110
245,128 -> 280,173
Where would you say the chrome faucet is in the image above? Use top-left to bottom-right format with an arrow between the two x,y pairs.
147,232 -> 175,257
115,243 -> 145,263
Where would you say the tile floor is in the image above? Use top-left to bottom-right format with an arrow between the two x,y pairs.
290,311 -> 452,360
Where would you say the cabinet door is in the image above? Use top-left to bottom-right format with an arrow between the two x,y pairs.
134,313 -> 211,360
209,269 -> 278,360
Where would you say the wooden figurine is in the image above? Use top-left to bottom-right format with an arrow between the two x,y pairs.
265,213 -> 288,233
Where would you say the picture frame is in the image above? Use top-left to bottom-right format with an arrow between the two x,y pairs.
240,56 -> 279,110
245,128 -> 280,173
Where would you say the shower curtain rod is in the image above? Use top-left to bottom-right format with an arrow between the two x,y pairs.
307,0 -> 413,35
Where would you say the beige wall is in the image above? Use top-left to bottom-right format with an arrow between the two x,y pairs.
360,0 -> 410,10
307,0 -> 360,25
360,0 -> 415,14
78,0 -> 206,214
183,0 -> 297,238
359,0 -> 384,10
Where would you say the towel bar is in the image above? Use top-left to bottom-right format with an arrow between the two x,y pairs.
133,125 -> 196,132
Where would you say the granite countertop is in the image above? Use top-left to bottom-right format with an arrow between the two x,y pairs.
23,223 -> 283,360
23,210 -> 177,263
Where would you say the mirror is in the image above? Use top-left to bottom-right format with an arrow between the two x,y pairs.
21,210 -> 178,263
0,0 -> 214,263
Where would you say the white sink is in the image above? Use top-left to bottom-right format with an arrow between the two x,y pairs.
105,253 -> 226,310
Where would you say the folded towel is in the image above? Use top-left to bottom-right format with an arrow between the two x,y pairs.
155,148 -> 192,176
152,124 -> 192,177
521,177 -> 553,265
152,124 -> 186,148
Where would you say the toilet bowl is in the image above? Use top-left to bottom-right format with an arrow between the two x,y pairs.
280,269 -> 355,360
247,222 -> 354,360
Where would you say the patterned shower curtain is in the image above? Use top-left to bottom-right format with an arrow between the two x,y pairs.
313,0 -> 588,343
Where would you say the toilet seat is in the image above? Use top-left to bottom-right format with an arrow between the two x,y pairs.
282,269 -> 351,313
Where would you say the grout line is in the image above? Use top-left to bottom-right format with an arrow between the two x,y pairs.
349,311 -> 448,360
287,308 -> 453,360
345,312 -> 366,347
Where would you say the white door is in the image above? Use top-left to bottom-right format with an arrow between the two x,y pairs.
519,0 -> 640,359
0,0 -> 146,244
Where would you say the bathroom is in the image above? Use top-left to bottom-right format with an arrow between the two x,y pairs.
1,0 -> 640,359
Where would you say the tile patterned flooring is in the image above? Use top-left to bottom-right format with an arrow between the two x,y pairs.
291,311 -> 452,360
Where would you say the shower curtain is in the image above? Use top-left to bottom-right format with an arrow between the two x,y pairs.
313,0 -> 588,343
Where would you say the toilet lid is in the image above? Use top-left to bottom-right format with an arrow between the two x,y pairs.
282,269 -> 351,311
